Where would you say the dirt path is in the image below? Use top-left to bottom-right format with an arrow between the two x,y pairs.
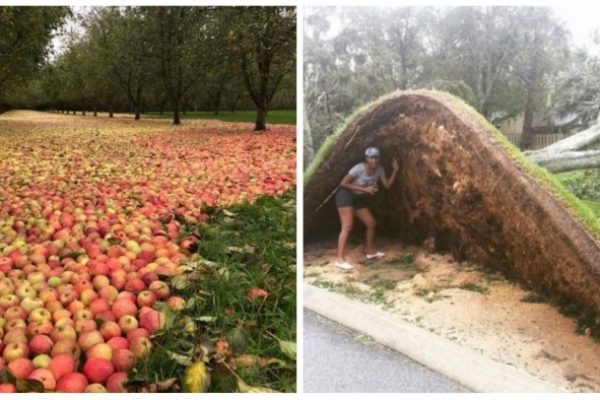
304,237 -> 600,392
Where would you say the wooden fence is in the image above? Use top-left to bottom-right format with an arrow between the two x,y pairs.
502,132 -> 570,150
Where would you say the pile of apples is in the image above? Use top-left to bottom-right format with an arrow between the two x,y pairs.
0,116 -> 296,392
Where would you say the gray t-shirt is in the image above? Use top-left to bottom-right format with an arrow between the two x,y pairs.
348,163 -> 385,194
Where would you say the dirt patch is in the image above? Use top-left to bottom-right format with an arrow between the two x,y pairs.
304,90 -> 600,317
305,237 -> 600,392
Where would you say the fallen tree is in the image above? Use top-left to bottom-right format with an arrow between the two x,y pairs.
526,124 -> 600,172
304,90 -> 600,316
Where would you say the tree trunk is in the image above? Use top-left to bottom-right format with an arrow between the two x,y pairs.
532,125 -> 600,153
134,105 -> 140,121
214,91 -> 221,115
93,104 -> 97,117
529,150 -> 600,173
108,102 -> 114,118
525,124 -> 600,172
82,110 -> 86,116
173,100 -> 181,125
255,104 -> 267,131
520,86 -> 535,150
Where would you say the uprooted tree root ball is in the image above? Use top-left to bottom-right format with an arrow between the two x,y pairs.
304,90 -> 600,316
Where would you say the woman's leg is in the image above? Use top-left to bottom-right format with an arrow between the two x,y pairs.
336,207 -> 354,261
354,207 -> 376,254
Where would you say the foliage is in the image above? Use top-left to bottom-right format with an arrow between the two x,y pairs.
304,6 -> 576,160
552,46 -> 600,128
558,169 -> 600,203
0,6 -> 70,101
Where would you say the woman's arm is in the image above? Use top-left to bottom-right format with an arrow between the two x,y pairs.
380,158 -> 399,189
339,174 -> 377,194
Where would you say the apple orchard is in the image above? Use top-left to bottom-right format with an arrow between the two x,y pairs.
0,111 -> 295,392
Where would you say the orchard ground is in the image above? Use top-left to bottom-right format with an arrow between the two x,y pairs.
0,111 -> 296,392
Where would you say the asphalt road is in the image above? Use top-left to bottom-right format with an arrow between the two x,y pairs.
303,310 -> 470,393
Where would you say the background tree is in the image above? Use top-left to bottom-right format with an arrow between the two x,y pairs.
0,7 -> 69,107
228,7 -> 296,130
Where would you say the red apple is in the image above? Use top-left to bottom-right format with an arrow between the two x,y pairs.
3,342 -> 29,362
29,334 -> 54,355
56,372 -> 88,392
149,281 -> 170,299
124,278 -> 144,294
139,309 -> 166,333
84,383 -> 107,392
111,299 -> 137,319
51,339 -> 80,359
126,328 -> 149,343
7,357 -> 34,379
136,290 -> 157,308
99,320 -> 121,340
74,318 -> 97,333
118,315 -> 138,333
166,296 -> 185,311
48,352 -> 76,381
106,371 -> 128,393
86,343 -> 112,361
107,336 -> 129,351
28,367 -> 56,391
112,348 -> 134,372
77,330 -> 104,351
89,298 -> 110,315
82,357 -> 114,384
51,325 -> 77,342
0,383 -> 16,393
129,337 -> 152,358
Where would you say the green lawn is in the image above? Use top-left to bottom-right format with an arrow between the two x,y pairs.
130,191 -> 296,392
144,109 -> 296,125
555,169 -> 600,218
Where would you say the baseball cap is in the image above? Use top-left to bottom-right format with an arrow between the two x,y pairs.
365,147 -> 381,158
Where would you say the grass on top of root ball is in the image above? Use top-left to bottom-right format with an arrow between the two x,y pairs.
129,191 -> 296,393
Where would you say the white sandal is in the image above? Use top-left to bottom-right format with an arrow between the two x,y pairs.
366,251 -> 385,260
334,260 -> 354,270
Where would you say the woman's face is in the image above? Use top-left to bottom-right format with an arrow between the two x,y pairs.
366,156 -> 380,169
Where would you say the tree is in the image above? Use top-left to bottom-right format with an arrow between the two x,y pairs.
0,6 -> 69,103
84,7 -> 154,120
228,7 -> 296,130
510,7 -> 569,149
143,7 -> 224,125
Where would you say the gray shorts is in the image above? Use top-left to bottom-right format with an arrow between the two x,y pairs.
335,187 -> 371,209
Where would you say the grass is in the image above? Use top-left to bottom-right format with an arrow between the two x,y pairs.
129,190 -> 296,393
458,282 -> 489,294
144,109 -> 296,125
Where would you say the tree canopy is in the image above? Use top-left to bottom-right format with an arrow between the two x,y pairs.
304,6 -> 595,161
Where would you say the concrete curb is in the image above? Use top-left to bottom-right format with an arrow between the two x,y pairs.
304,283 -> 564,393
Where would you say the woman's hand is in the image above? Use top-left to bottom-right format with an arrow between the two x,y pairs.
392,158 -> 399,172
363,186 -> 378,195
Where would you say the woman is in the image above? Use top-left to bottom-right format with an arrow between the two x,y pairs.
334,146 -> 399,270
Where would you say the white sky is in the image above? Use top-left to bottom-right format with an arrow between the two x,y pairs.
551,5 -> 599,50
305,5 -> 599,51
